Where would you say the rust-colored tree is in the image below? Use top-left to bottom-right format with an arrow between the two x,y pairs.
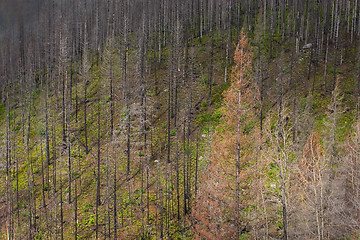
293,132 -> 328,239
342,121 -> 360,237
191,33 -> 260,240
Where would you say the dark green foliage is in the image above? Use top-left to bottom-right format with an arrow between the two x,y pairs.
0,104 -> 5,120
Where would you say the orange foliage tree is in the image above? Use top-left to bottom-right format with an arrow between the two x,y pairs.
191,33 -> 260,239
342,121 -> 360,237
293,132 -> 328,239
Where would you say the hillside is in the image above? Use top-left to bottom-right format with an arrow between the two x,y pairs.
0,0 -> 360,239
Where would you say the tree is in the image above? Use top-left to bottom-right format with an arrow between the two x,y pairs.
191,32 -> 260,239
342,121 -> 360,237
253,105 -> 295,240
293,132 -> 327,239
95,100 -> 101,239
82,23 -> 90,155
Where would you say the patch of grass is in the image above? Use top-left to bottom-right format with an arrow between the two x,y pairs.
312,93 -> 329,115
344,89 -> 353,94
283,66 -> 291,73
212,82 -> 229,107
31,87 -> 40,99
195,109 -> 222,126
328,67 -> 342,74
336,113 -> 355,142
43,184 -> 50,192
170,129 -> 177,136
82,203 -> 93,213
37,124 -> 46,137
198,75 -> 209,85
0,104 -> 5,120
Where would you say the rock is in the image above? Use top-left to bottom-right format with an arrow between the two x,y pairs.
303,43 -> 313,49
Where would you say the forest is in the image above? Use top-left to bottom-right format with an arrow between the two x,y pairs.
0,0 -> 360,239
